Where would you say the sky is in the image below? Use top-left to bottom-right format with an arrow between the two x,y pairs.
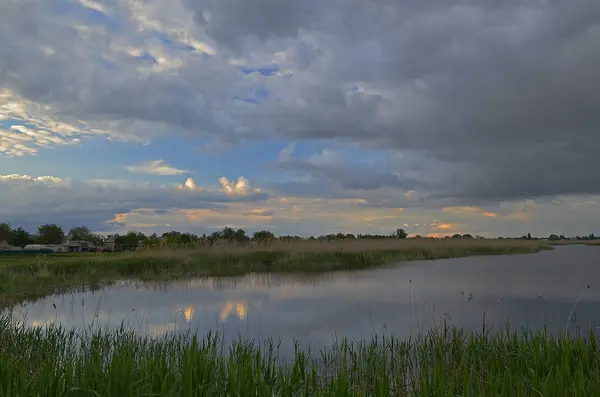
1,0 -> 599,238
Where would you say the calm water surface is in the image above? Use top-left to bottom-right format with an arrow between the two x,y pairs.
8,246 -> 600,349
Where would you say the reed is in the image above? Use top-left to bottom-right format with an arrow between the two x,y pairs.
0,314 -> 598,396
0,239 -> 547,308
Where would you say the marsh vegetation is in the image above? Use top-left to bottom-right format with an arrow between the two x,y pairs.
1,313 -> 599,396
2,241 -> 600,395
0,239 -> 546,308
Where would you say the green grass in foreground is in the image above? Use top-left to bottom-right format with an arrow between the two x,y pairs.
0,241 -> 547,308
1,315 -> 599,396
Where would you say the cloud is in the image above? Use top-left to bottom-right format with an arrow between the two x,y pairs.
3,171 -> 600,237
219,176 -> 251,196
1,0 -> 600,236
126,160 -> 190,176
78,0 -> 107,14
193,0 -> 600,203
436,223 -> 454,231
443,206 -> 498,218
270,146 -> 462,209
181,177 -> 199,190
0,90 -> 97,156
242,209 -> 274,217
0,174 -> 63,184
0,173 -> 268,232
278,143 -> 295,162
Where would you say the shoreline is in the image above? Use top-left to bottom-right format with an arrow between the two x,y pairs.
1,240 -> 547,308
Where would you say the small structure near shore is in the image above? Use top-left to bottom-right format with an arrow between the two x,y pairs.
102,235 -> 117,252
23,244 -> 67,253
0,240 -> 21,252
65,240 -> 96,252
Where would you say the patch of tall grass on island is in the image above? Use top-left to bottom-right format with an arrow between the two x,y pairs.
0,239 -> 546,308
1,315 -> 599,396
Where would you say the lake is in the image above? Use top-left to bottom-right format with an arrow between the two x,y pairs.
8,245 -> 600,352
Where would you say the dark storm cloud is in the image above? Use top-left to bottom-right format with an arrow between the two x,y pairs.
1,0 -> 600,203
187,0 -> 318,50
230,0 -> 600,202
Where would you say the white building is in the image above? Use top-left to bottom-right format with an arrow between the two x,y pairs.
0,240 -> 21,251
23,244 -> 67,253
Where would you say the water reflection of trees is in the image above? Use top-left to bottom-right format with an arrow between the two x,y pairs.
114,273 -> 340,292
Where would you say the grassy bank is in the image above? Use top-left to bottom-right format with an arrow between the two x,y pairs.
1,315 -> 598,396
548,240 -> 600,246
0,239 -> 547,308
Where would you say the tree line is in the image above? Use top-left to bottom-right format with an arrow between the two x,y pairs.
2,222 -> 596,249
0,223 -> 98,247
0,223 -> 412,248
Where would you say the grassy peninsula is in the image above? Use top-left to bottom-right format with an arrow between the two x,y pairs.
0,239 -> 547,308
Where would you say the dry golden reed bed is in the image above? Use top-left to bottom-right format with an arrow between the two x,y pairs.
132,237 -> 545,256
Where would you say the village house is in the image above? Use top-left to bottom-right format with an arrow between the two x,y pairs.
65,240 -> 96,252
102,235 -> 117,252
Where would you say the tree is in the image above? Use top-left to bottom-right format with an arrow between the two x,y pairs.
163,231 -> 182,245
527,233 -> 532,240
221,227 -> 235,242
36,224 -> 65,244
396,228 -> 408,239
87,233 -> 104,246
10,227 -> 34,247
253,230 -> 275,241
0,222 -> 12,242
208,231 -> 222,241
178,233 -> 198,245
68,226 -> 93,242
462,234 -> 474,239
548,234 -> 560,241
145,233 -> 161,246
115,231 -> 147,249
234,228 -> 249,242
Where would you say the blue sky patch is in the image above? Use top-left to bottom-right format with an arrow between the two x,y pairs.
242,64 -> 281,76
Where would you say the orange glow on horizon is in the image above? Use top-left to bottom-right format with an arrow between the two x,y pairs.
426,232 -> 456,238
443,206 -> 498,218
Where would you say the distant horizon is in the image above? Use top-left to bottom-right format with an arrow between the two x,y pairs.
1,222 -> 597,242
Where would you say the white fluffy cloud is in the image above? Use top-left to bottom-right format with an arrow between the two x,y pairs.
219,176 -> 251,196
0,90 -> 105,156
126,160 -> 190,176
